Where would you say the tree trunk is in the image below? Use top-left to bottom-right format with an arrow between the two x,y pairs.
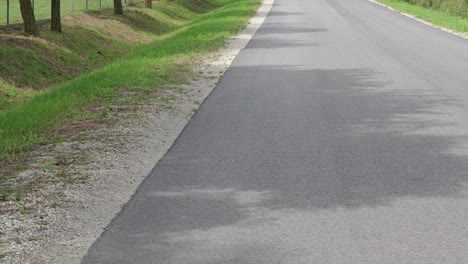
19,0 -> 39,36
114,0 -> 123,15
51,0 -> 62,32
145,0 -> 152,8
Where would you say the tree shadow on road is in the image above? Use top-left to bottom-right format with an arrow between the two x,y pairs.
84,66 -> 468,263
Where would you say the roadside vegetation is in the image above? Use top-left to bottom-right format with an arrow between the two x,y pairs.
0,2 -> 188,110
0,0 -> 115,24
403,0 -> 468,18
1,1 -> 259,257
0,0 -> 259,164
377,0 -> 468,32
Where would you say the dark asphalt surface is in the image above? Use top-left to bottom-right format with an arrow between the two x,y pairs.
83,0 -> 468,263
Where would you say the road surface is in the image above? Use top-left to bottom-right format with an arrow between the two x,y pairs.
83,0 -> 468,263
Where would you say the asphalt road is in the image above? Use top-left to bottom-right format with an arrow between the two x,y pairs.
83,0 -> 468,263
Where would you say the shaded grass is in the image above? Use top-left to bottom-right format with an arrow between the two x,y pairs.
0,0 -> 116,24
0,0 -> 260,160
152,0 -> 201,20
377,0 -> 468,32
0,27 -> 119,91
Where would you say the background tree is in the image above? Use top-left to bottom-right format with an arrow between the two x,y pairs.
145,0 -> 152,9
19,0 -> 39,35
51,0 -> 62,32
114,0 -> 123,15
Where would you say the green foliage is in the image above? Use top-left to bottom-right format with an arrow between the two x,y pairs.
400,0 -> 468,18
0,0 -> 115,24
0,4 -> 188,108
0,183 -> 22,201
378,0 -> 468,31
0,0 -> 260,160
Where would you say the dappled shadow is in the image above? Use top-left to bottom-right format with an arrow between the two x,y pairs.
242,24 -> 328,49
87,9 -> 175,34
175,0 -> 216,13
267,11 -> 304,16
84,65 -> 468,263
257,26 -> 327,35
245,37 -> 324,49
155,66 -> 468,210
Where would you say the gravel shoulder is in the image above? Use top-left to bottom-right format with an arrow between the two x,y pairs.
0,0 -> 273,263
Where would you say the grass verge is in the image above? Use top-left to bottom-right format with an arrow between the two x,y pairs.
0,0 -> 116,24
376,0 -> 468,32
0,0 -> 260,161
0,1 -> 202,110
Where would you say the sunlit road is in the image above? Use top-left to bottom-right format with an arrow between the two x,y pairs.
84,0 -> 468,263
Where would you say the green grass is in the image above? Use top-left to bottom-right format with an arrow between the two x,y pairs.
0,80 -> 38,110
377,0 -> 468,32
0,0 -> 117,24
36,220 -> 50,226
0,0 -> 193,25
0,0 -> 260,160
0,183 -> 22,201
0,1 -> 206,110
396,0 -> 468,19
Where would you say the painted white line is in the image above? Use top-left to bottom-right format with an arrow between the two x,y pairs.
368,0 -> 468,40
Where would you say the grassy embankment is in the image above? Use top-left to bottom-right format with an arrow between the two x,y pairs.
1,0 -> 132,24
0,0 -> 260,161
377,0 -> 468,32
0,0 -> 195,110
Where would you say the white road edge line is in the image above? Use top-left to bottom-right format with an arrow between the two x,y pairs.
367,0 -> 468,40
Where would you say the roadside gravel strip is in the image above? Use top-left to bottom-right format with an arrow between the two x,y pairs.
0,0 -> 273,263
368,0 -> 468,39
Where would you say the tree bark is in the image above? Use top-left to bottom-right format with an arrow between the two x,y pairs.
114,0 -> 123,15
145,0 -> 152,8
19,0 -> 39,36
51,0 -> 62,32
